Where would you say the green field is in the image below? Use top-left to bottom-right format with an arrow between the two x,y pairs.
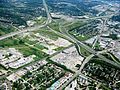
17,45 -> 48,60
79,46 -> 91,57
65,21 -> 86,31
69,30 -> 91,41
48,21 -> 60,32
0,37 -> 48,60
34,27 -> 59,40
34,17 -> 46,25
0,37 -> 25,48
0,24 -> 17,36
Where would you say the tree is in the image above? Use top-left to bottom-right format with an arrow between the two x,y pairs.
109,34 -> 118,40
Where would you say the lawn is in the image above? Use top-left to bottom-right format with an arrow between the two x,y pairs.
69,30 -> 91,41
79,46 -> 91,57
17,44 -> 48,60
48,21 -> 60,32
76,35 -> 91,41
0,24 -> 16,36
34,43 -> 48,50
34,17 -> 46,25
65,20 -> 86,31
0,37 -> 48,60
34,27 -> 59,40
0,37 -> 25,48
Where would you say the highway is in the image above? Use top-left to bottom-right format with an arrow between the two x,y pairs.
77,14 -> 114,22
61,16 -> 120,68
92,19 -> 105,48
69,27 -> 120,68
47,26 -> 75,43
60,23 -> 96,53
61,47 -> 116,89
92,8 -> 110,48
0,0 -> 52,41
47,13 -> 120,89
0,1 -> 119,89
48,23 -> 120,90
79,47 -> 116,72
0,12 -> 113,41
0,0 -> 119,89
48,22 -> 120,69
42,0 -> 52,24
0,25 -> 46,40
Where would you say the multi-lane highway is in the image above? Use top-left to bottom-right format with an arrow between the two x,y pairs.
48,21 -> 120,69
92,19 -> 105,48
70,28 -> 120,68
46,10 -> 120,89
0,11 -> 114,41
61,47 -> 117,89
0,25 -> 46,40
46,12 -> 120,89
42,0 -> 52,24
61,16 -> 120,67
0,0 -> 119,89
0,0 -> 52,41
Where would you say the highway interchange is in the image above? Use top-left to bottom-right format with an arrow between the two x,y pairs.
0,0 -> 120,89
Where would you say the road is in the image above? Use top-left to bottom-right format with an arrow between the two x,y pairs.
79,47 -> 116,72
62,18 -> 120,68
92,9 -> 109,48
0,25 -> 46,41
0,0 -> 52,41
47,13 -> 120,89
0,12 -> 114,41
92,19 -> 105,48
0,11 -> 113,41
60,24 -> 96,53
71,28 -> 120,68
48,23 -> 120,69
47,15 -> 120,89
0,44 -> 74,80
61,47 -> 116,89
42,0 -> 52,24
77,14 -> 114,22
48,24 -> 120,89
